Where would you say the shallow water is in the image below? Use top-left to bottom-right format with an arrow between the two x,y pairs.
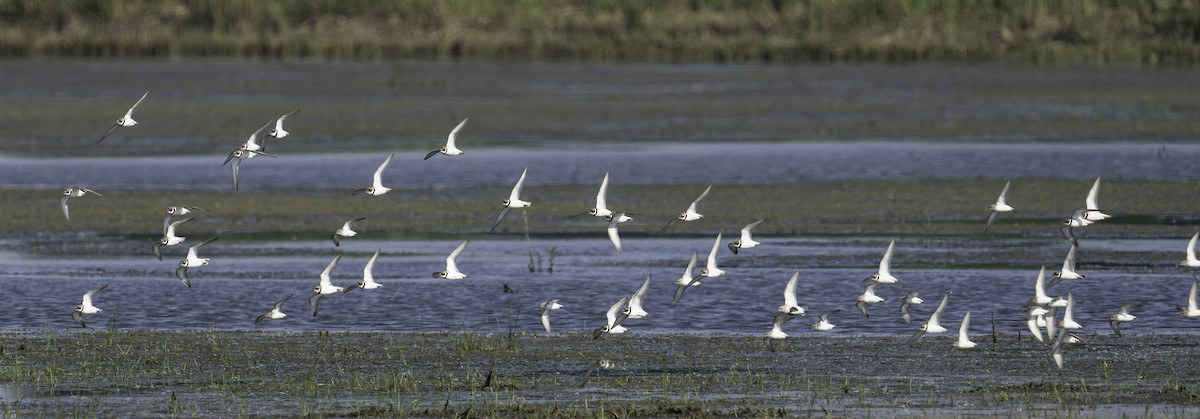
1,60 -> 1198,339
1,142 -> 1198,192
2,234 -> 1196,337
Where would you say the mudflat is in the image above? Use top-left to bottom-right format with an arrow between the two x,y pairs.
0,330 -> 1197,417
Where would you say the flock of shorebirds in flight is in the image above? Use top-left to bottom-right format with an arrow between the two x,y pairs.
56,92 -> 1200,370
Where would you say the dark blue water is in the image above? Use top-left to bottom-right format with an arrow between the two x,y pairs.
1,234 -> 1195,337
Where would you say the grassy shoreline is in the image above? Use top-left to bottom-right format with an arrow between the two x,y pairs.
0,330 -> 1197,417
1,0 -> 1198,65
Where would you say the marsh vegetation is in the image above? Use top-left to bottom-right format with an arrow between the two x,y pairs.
0,331 -> 1197,416
1,0 -> 1198,65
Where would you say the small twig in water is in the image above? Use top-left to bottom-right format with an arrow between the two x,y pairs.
523,209 -> 535,272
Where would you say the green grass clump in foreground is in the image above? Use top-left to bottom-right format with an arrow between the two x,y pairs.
0,330 -> 1198,417
0,0 -> 1198,65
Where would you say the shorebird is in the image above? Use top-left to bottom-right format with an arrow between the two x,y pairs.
864,239 -> 901,284
670,252 -> 701,307
95,92 -> 148,143
539,299 -> 563,333
580,359 -> 615,388
332,217 -> 367,247
1059,207 -> 1094,248
1031,265 -> 1066,307
1051,319 -> 1069,369
353,153 -> 395,196
1082,177 -> 1111,222
433,241 -> 470,279
856,282 -> 885,318
1179,279 -> 1200,317
153,217 -> 195,261
697,233 -> 726,279
1026,305 -> 1047,342
1109,304 -> 1136,336
776,271 -> 806,316
60,187 -> 102,223
675,252 -> 700,286
1049,243 -> 1084,288
1182,232 -> 1200,268
175,237 -> 218,288
811,309 -> 839,331
309,254 -> 344,316
267,110 -> 301,139
983,181 -> 1014,233
344,249 -> 383,293
587,172 -> 615,218
727,219 -> 765,254
955,310 -> 976,349
222,119 -> 275,165
1061,292 -> 1082,329
1044,306 -> 1061,343
255,294 -> 292,325
606,213 -> 627,253
224,148 -> 275,191
592,296 -> 630,339
764,312 -> 796,352
1062,208 -> 1094,230
627,275 -> 652,318
1060,224 -> 1080,248
908,294 -> 949,343
658,185 -> 712,232
163,205 -> 203,234
424,117 -> 468,160
898,291 -> 923,324
72,284 -> 109,328
491,168 -> 531,231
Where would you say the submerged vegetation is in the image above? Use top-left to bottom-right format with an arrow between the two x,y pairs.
0,0 -> 1198,65
0,330 -> 1197,416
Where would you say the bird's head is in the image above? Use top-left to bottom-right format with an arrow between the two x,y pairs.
591,326 -> 609,339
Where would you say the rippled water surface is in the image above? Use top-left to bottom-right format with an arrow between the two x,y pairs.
2,142 -> 1199,191
2,234 -> 1196,337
